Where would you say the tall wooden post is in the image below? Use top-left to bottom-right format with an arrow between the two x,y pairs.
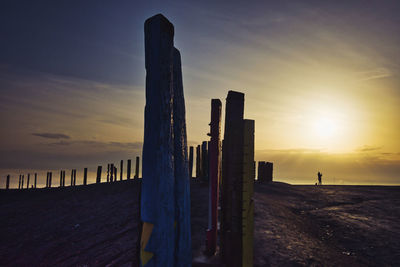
60,170 -> 63,187
172,47 -> 192,265
96,166 -> 102,183
141,14 -> 175,267
110,164 -> 114,182
107,164 -> 110,182
201,141 -> 208,182
206,99 -> 222,255
49,172 -> 52,188
18,175 -> 21,189
135,156 -> 140,179
70,170 -> 73,186
242,119 -> 255,267
27,173 -> 30,189
83,168 -> 88,185
21,175 -> 24,189
34,173 -> 37,188
113,166 -> 117,182
127,159 -> 131,179
6,175 -> 10,190
189,146 -> 194,178
196,145 -> 201,178
120,160 -> 123,181
73,169 -> 76,186
62,171 -> 65,187
221,91 -> 244,267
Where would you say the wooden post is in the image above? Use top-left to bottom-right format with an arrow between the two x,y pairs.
34,173 -> 37,188
49,172 -> 52,188
120,160 -> 123,181
127,159 -> 131,179
196,145 -> 201,179
18,175 -> 21,189
70,170 -> 73,186
6,175 -> 10,190
21,175 -> 24,189
188,146 -> 194,178
135,156 -> 140,179
242,119 -> 255,267
26,173 -> 30,189
107,164 -> 110,182
110,164 -> 114,182
83,168 -> 88,185
62,171 -> 65,187
73,169 -> 76,186
201,141 -> 208,182
141,14 -> 175,266
114,166 -> 117,182
60,170 -> 63,187
221,91 -> 244,267
96,166 -> 102,183
205,99 -> 222,255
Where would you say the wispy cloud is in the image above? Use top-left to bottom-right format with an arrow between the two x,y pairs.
32,133 -> 70,139
356,145 -> 383,152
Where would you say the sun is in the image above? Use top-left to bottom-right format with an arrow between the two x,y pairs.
312,117 -> 338,138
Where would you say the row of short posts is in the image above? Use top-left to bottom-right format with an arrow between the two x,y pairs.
4,157 -> 141,189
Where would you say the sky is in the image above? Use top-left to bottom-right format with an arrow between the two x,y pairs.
0,0 -> 399,185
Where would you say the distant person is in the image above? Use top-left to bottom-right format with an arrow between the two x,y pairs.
318,171 -> 322,185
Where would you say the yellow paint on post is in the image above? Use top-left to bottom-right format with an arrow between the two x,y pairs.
242,119 -> 255,267
141,222 -> 155,266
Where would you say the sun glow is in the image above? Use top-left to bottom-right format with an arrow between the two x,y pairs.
313,117 -> 338,138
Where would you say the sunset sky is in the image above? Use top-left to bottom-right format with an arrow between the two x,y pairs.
1,0 -> 399,185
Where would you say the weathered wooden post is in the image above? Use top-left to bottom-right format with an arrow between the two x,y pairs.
106,164 -> 109,182
6,175 -> 10,190
110,163 -> 114,182
141,14 -> 176,267
127,159 -> 131,179
135,156 -> 140,179
21,174 -> 24,189
73,169 -> 76,186
26,173 -> 30,189
62,171 -> 65,187
196,145 -> 201,178
60,170 -> 63,187
189,146 -> 194,178
172,47 -> 192,265
242,119 -> 255,267
201,141 -> 208,182
49,172 -> 52,188
70,170 -> 73,186
205,99 -> 222,255
221,91 -> 245,267
34,173 -> 37,188
114,166 -> 117,182
96,166 -> 102,183
83,168 -> 88,185
18,175 -> 21,189
120,160 -> 123,181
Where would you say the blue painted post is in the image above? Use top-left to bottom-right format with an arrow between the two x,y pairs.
173,47 -> 192,266
141,14 -> 175,267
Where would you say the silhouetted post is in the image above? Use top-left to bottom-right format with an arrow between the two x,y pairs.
96,166 -> 102,183
83,168 -> 88,185
141,14 -> 176,266
135,156 -> 140,179
172,47 -> 192,264
45,173 -> 48,188
21,175 -> 24,189
73,169 -> 76,186
114,166 -> 117,182
18,175 -> 21,189
127,159 -> 131,179
221,91 -> 245,267
107,164 -> 110,182
201,141 -> 208,182
242,119 -> 255,267
6,175 -> 10,190
196,145 -> 201,178
26,173 -> 30,189
60,170 -> 63,187
120,160 -> 123,181
70,170 -> 73,186
49,172 -> 52,188
206,99 -> 222,255
110,165 -> 113,182
34,173 -> 37,188
189,146 -> 194,178
62,171 -> 65,187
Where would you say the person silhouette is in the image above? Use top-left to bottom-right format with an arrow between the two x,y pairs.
318,171 -> 322,185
